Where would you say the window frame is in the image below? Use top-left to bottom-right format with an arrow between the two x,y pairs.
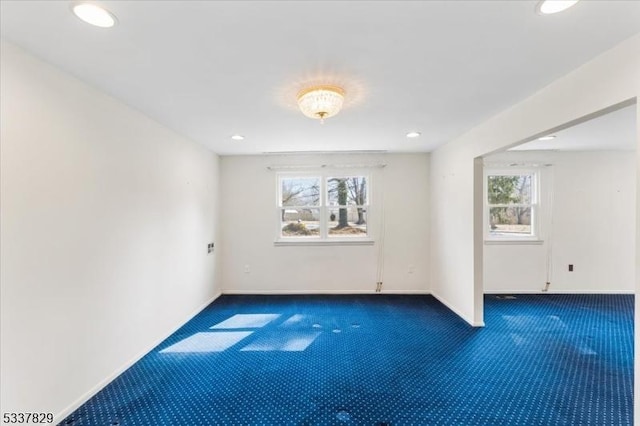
484,167 -> 541,243
276,171 -> 373,245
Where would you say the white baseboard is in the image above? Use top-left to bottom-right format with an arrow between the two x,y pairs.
221,290 -> 430,295
484,290 -> 634,294
55,291 -> 222,423
432,291 -> 485,327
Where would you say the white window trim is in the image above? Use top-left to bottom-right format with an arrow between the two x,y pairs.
484,167 -> 541,243
275,170 -> 373,245
274,239 -> 375,247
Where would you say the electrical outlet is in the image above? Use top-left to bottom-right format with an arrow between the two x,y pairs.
244,264 -> 251,274
408,264 -> 415,274
207,243 -> 214,254
568,264 -> 574,272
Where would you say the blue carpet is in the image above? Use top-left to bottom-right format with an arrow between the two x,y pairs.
60,294 -> 633,425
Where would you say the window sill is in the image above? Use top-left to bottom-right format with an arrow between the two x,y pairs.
484,239 -> 544,245
274,239 -> 375,247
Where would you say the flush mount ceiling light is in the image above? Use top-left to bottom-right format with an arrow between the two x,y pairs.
231,134 -> 245,141
71,2 -> 117,28
406,131 -> 421,138
297,85 -> 345,124
538,135 -> 556,141
536,0 -> 580,15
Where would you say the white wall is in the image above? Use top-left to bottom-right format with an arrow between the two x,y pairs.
484,150 -> 635,293
430,34 -> 639,327
219,153 -> 430,294
636,91 -> 640,426
0,41 -> 221,420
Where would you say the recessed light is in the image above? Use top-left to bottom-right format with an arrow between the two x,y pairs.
406,131 -> 421,138
71,2 -> 117,28
538,135 -> 556,141
536,0 -> 580,15
231,134 -> 245,141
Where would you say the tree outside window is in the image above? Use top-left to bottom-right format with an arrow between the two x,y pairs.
486,171 -> 537,239
280,177 -> 320,237
278,175 -> 369,239
327,177 -> 367,236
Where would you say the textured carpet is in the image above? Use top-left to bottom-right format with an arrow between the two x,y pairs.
60,294 -> 633,425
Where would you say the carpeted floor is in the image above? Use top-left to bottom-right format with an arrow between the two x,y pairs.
60,294 -> 633,425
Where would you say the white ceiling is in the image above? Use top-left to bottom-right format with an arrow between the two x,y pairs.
2,1 -> 639,155
511,104 -> 637,151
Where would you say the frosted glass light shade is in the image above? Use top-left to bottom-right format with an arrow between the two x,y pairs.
297,85 -> 345,123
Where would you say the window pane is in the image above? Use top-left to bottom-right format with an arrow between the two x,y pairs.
487,175 -> 531,205
327,177 -> 367,206
489,206 -> 532,236
328,206 -> 367,237
281,208 -> 320,237
281,177 -> 320,207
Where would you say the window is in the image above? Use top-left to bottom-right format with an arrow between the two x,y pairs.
485,170 -> 539,241
327,177 -> 368,237
280,176 -> 321,237
278,174 -> 369,241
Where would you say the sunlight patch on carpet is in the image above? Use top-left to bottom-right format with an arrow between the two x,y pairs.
211,314 -> 280,329
280,314 -> 306,326
240,331 -> 321,352
160,331 -> 252,353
